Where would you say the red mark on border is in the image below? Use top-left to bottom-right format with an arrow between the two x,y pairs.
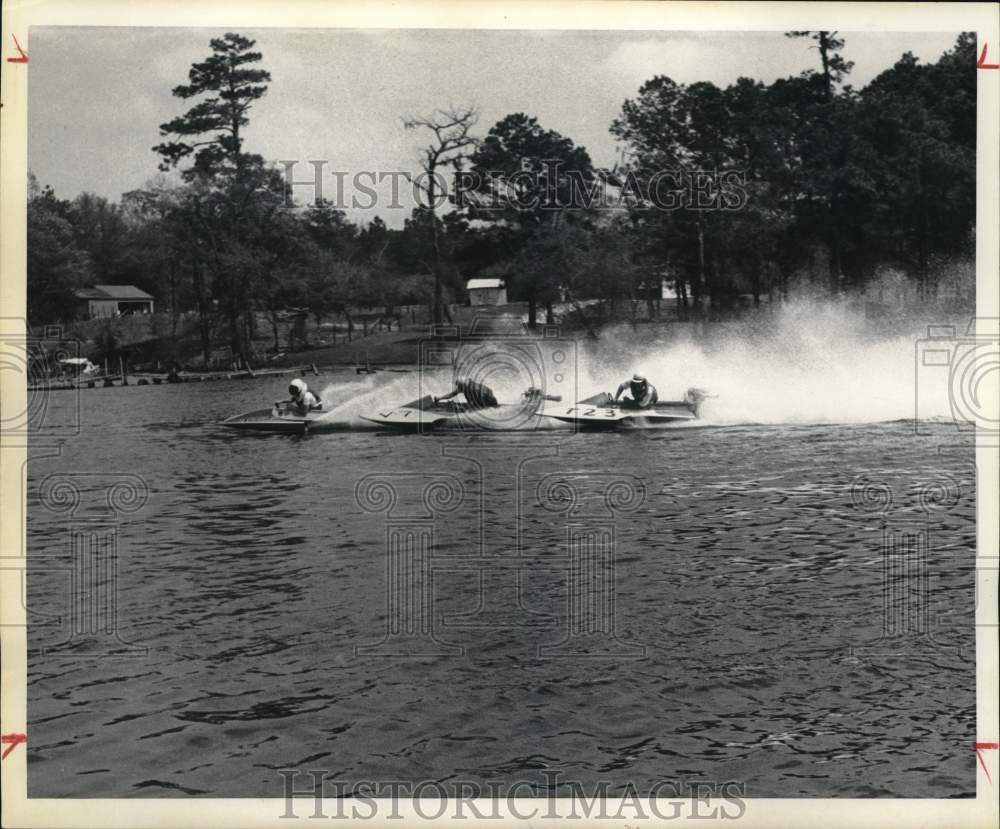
7,34 -> 28,64
1,733 -> 27,760
977,43 -> 999,70
974,742 -> 999,783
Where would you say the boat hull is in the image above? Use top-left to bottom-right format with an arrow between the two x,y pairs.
221,408 -> 333,434
359,395 -> 559,432
542,390 -> 704,429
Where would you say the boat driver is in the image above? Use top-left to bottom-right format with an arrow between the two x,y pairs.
435,377 -> 499,409
285,378 -> 321,415
614,373 -> 658,409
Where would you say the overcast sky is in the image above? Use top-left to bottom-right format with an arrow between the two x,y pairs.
29,27 -> 961,227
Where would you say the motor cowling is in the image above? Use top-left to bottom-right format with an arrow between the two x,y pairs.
684,387 -> 711,415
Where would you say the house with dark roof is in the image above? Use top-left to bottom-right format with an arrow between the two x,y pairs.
74,285 -> 154,318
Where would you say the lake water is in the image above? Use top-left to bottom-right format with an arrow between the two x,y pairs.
25,373 -> 977,798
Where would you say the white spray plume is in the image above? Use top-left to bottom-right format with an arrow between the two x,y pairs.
308,299 -> 975,428
577,299 -> 965,425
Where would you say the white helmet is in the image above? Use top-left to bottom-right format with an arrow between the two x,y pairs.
289,378 -> 306,396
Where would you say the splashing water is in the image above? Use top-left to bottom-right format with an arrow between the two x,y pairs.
313,370 -> 453,428
308,300 -> 973,429
578,300 -> 966,426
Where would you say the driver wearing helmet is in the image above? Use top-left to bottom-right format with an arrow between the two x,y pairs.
435,377 -> 499,410
284,378 -> 321,415
614,373 -> 658,409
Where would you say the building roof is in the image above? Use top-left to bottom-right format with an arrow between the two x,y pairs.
93,284 -> 154,300
75,285 -> 154,301
74,288 -> 109,300
466,278 -> 505,290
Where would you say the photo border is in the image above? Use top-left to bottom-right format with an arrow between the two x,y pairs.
2,1 -> 997,827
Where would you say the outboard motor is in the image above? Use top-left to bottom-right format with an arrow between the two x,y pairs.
522,387 -> 562,402
684,387 -> 712,416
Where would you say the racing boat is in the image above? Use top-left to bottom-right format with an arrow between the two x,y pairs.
221,402 -> 333,434
543,388 -> 709,429
359,387 -> 562,431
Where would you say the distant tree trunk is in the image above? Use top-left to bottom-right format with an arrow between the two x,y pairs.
818,32 -> 834,101
229,308 -> 243,362
191,256 -> 211,366
242,313 -> 253,359
776,261 -> 790,302
167,259 -> 178,337
828,205 -> 842,294
824,36 -> 843,295
694,218 -> 706,313
916,159 -> 929,300
246,297 -> 257,339
527,296 -> 538,330
706,277 -> 718,318
269,310 -> 280,351
403,106 -> 478,325
429,177 -> 445,326
545,300 -> 554,324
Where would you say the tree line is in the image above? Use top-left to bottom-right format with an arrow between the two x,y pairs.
28,31 -> 976,362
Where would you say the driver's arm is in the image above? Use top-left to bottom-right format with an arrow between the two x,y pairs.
435,386 -> 459,403
614,381 -> 628,401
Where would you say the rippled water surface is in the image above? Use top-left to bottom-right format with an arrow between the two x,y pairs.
26,375 -> 977,797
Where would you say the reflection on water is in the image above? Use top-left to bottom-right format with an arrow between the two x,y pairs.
25,376 -> 976,797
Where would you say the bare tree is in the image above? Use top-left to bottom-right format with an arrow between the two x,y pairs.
403,106 -> 479,325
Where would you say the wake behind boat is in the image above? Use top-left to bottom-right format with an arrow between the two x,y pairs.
543,388 -> 709,429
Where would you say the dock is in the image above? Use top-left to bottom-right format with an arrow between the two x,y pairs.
28,363 -> 320,391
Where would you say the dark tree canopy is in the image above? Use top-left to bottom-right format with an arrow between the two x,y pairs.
154,32 -> 271,181
27,32 -> 977,352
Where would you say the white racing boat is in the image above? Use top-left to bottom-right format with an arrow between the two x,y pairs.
543,388 -> 709,429
359,387 -> 561,431
221,402 -> 333,434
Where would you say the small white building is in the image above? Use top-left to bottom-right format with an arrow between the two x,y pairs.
75,285 -> 155,318
466,278 -> 507,306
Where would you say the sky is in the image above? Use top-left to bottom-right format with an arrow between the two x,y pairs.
28,27 -> 962,228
